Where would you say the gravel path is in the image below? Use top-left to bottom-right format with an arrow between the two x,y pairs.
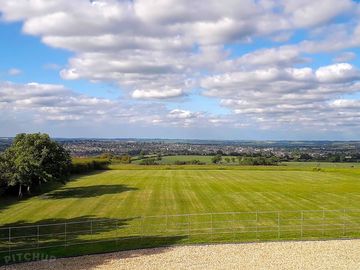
2,240 -> 360,269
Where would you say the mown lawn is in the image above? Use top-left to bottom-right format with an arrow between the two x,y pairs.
1,166 -> 360,224
1,165 -> 360,264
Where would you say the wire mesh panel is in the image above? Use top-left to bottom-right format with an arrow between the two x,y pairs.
38,223 -> 66,248
343,209 -> 360,238
1,209 -> 360,257
0,228 -> 9,253
8,226 -> 38,251
255,211 -> 279,240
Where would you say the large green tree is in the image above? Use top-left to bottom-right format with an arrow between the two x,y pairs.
0,155 -> 7,195
1,133 -> 71,198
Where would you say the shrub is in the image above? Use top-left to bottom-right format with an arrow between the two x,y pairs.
139,158 -> 158,165
70,159 -> 110,174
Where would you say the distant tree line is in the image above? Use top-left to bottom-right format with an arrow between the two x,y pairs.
174,159 -> 205,165
97,153 -> 132,164
211,154 -> 279,165
70,158 -> 110,174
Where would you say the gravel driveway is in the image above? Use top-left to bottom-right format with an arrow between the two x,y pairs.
2,240 -> 360,269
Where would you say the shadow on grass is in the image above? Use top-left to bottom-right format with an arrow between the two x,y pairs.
0,216 -> 133,240
1,235 -> 187,268
45,184 -> 138,199
0,215 -> 187,267
0,170 -> 121,211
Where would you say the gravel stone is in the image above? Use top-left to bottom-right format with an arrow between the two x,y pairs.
2,239 -> 360,270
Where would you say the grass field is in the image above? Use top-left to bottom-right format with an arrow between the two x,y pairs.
1,166 -> 360,223
1,163 -> 360,263
132,154 -> 360,166
131,155 -> 239,164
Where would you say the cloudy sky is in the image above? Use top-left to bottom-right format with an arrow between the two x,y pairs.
1,0 -> 360,140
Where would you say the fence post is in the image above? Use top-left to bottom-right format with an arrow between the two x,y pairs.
343,209 -> 346,237
301,211 -> 303,239
90,221 -> 93,240
8,227 -> 11,255
166,214 -> 168,232
188,214 -> 190,237
64,222 -> 67,247
256,211 -> 258,240
322,209 -> 325,237
277,211 -> 280,239
233,213 -> 235,241
115,220 -> 119,246
37,225 -> 40,249
210,213 -> 213,241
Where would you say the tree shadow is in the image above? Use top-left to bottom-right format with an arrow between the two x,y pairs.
44,184 -> 138,199
0,171 -> 113,211
0,216 -> 132,241
0,216 -> 187,267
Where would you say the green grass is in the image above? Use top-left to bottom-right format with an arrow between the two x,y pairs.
132,154 -> 360,166
1,164 -> 360,264
1,167 -> 360,223
132,155 -> 241,165
283,162 -> 360,168
157,155 -> 215,164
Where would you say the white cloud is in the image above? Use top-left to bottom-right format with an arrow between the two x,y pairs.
1,0 -> 360,136
132,88 -> 184,99
282,0 -> 354,28
235,47 -> 306,67
201,63 -> 360,129
1,0 -> 358,100
0,81 -> 222,129
7,68 -> 22,76
333,52 -> 356,63
315,63 -> 360,83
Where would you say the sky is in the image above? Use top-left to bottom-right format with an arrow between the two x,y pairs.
1,0 -> 360,140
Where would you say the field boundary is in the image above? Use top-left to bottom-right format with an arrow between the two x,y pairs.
1,208 -> 360,264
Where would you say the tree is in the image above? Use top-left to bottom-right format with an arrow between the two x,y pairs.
211,154 -> 222,164
225,157 -> 230,163
1,133 -> 71,198
139,158 -> 157,165
139,150 -> 145,160
0,155 -> 8,195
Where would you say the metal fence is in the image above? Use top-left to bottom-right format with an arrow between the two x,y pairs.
1,209 -> 360,258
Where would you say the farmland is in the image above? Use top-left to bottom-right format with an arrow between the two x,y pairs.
1,163 -> 360,263
1,164 -> 360,225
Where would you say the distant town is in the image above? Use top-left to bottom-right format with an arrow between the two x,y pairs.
1,137 -> 359,163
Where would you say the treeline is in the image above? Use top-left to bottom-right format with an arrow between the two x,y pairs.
174,159 -> 205,165
71,153 -> 132,173
96,153 -> 132,164
210,154 -> 279,165
70,158 -> 110,174
292,153 -> 360,163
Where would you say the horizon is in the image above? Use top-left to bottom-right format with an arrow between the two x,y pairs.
1,1 -> 360,140
2,135 -> 360,143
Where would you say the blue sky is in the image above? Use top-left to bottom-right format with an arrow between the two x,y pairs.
1,0 -> 360,140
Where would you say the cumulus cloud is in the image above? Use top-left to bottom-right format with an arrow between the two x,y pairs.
132,88 -> 184,99
0,81 -> 221,129
1,0 -> 360,136
0,0 -> 358,100
201,63 -> 360,129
